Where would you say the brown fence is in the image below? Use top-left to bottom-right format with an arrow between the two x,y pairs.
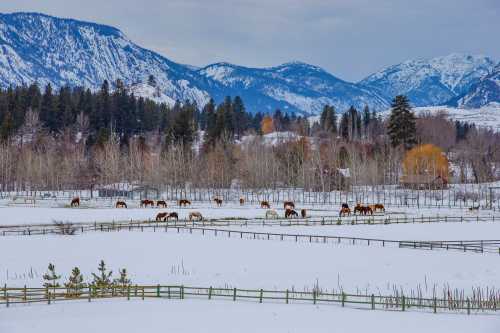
1,284 -> 498,315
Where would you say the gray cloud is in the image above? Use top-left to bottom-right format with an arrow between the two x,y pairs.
0,0 -> 498,81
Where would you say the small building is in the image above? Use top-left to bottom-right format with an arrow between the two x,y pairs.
400,174 -> 448,190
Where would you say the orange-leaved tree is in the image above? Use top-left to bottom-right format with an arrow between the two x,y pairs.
261,116 -> 275,134
403,144 -> 449,180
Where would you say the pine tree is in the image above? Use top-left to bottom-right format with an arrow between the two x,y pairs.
387,95 -> 417,150
339,112 -> 349,140
113,268 -> 132,288
0,111 -> 13,142
43,263 -> 61,289
65,267 -> 86,297
91,260 -> 113,290
320,105 -> 337,134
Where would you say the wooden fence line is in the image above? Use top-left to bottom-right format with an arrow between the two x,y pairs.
1,218 -> 499,255
0,284 -> 498,315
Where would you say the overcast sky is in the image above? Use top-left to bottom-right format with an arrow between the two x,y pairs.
1,0 -> 498,81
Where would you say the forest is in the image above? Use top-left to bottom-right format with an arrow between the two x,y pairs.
0,80 -> 498,193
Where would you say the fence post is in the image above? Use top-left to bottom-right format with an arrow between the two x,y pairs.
209,286 -> 212,300
157,285 -> 160,297
181,285 -> 184,299
47,286 -> 50,305
313,290 -> 316,304
89,286 -> 92,302
233,288 -> 237,301
259,289 -> 263,303
402,295 -> 405,311
286,289 -> 289,304
433,297 -> 437,313
23,285 -> 27,302
467,298 -> 470,315
142,287 -> 145,300
371,294 -> 375,310
127,286 -> 130,300
342,292 -> 345,307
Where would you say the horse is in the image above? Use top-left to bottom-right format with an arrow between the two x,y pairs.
339,207 -> 351,217
116,201 -> 127,208
285,208 -> 298,219
239,198 -> 245,206
260,201 -> 271,209
140,199 -> 154,208
156,212 -> 168,222
469,206 -> 480,211
361,206 -> 373,216
179,199 -> 191,207
189,212 -> 203,221
213,198 -> 223,207
353,204 -> 363,215
284,201 -> 295,209
341,203 -> 349,210
301,209 -> 307,218
374,204 -> 385,212
156,200 -> 167,208
265,210 -> 278,219
167,212 -> 179,221
70,197 -> 80,207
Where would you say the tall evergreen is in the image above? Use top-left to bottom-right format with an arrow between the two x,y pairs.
387,95 -> 417,150
320,105 -> 337,134
339,112 -> 349,140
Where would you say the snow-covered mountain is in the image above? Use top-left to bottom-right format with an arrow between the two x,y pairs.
458,64 -> 500,108
360,54 -> 497,107
0,12 -> 497,115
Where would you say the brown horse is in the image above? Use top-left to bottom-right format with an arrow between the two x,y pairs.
213,198 -> 223,207
339,207 -> 351,217
284,201 -> 295,209
70,197 -> 80,207
353,204 -> 363,215
167,212 -> 179,221
373,204 -> 385,212
361,206 -> 373,216
285,208 -> 298,219
189,212 -> 203,221
156,212 -> 168,222
157,200 -> 167,208
301,209 -> 307,218
179,199 -> 191,207
260,201 -> 271,209
140,199 -> 154,208
116,201 -> 127,208
239,198 -> 245,206
341,203 -> 349,210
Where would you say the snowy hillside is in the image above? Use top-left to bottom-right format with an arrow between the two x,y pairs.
360,54 -> 497,107
458,64 -> 500,108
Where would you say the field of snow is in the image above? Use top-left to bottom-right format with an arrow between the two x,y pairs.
2,299 -> 498,333
2,204 -> 499,332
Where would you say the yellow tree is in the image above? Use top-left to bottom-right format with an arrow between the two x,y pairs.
261,116 -> 275,134
403,144 -> 449,180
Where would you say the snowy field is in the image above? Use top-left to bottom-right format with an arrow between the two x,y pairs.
1,299 -> 498,333
1,204 -> 499,332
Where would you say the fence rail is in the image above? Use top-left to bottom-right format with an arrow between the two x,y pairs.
1,284 -> 498,315
1,218 -> 499,255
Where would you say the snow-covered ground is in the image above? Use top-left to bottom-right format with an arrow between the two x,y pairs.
2,299 -> 498,333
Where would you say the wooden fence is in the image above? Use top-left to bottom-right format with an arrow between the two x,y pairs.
1,284 -> 498,315
1,218 -> 499,255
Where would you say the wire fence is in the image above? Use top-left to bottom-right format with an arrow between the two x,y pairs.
1,284 -> 498,315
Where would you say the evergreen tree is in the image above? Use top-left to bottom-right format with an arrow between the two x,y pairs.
387,95 -> 417,150
0,111 -> 13,142
40,84 -> 57,132
232,96 -> 247,139
113,268 -> 132,288
65,267 -> 86,297
43,263 -> 61,289
339,112 -> 350,140
91,260 -> 113,289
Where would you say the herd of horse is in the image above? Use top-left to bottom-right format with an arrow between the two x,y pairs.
69,196 -> 385,222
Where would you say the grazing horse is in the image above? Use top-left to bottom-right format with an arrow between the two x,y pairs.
156,212 -> 168,222
167,212 -> 179,221
156,200 -> 167,208
339,207 -> 351,217
353,204 -> 363,215
284,201 -> 295,210
361,206 -> 373,216
301,209 -> 307,218
179,199 -> 191,207
140,199 -> 154,208
341,203 -> 349,210
70,197 -> 80,207
116,201 -> 127,208
374,204 -> 385,212
189,212 -> 203,221
239,198 -> 245,206
469,206 -> 480,211
285,208 -> 298,219
213,198 -> 223,207
260,201 -> 271,209
265,210 -> 278,219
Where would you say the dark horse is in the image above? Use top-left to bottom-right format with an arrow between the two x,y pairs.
341,203 -> 349,210
213,198 -> 223,207
284,201 -> 295,209
116,201 -> 127,208
167,212 -> 179,221
260,201 -> 271,209
339,207 -> 351,217
156,212 -> 168,222
239,198 -> 245,206
301,209 -> 307,218
70,197 -> 80,207
140,199 -> 154,208
285,208 -> 298,219
179,199 -> 191,207
157,200 -> 168,208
